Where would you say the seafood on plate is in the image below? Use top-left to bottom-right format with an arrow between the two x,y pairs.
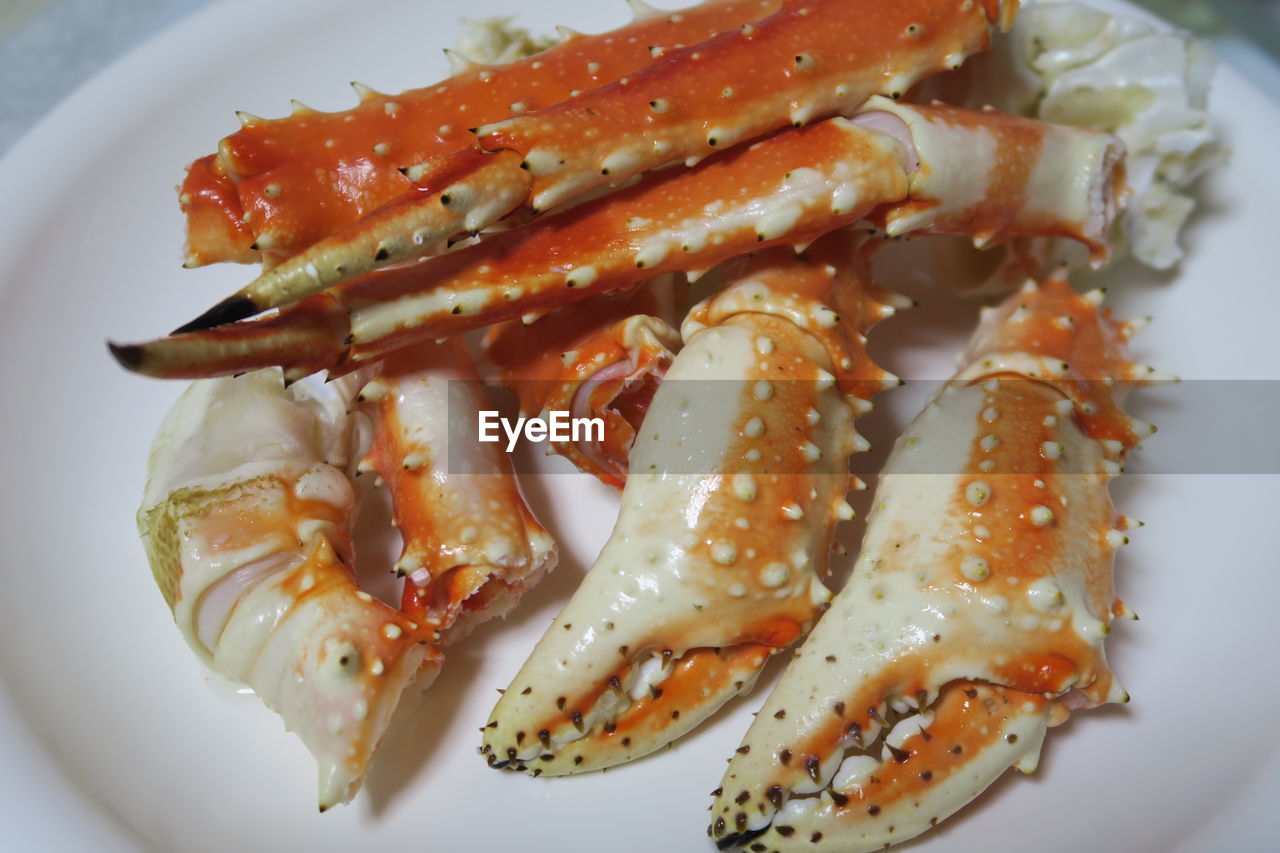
138,369 -> 436,809
161,0 -> 1017,333
109,97 -> 1123,381
113,0 -> 1221,833
115,0 -> 1039,810
475,74 -> 1125,774
481,228 -> 902,774
138,337 -> 555,807
709,272 -> 1159,851
353,337 -> 557,641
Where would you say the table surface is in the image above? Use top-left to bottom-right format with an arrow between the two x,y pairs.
2,0 -> 1278,158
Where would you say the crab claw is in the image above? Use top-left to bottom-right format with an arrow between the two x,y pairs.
482,232 -> 904,775
483,642 -> 783,775
714,682 -> 1050,850
711,273 -> 1148,850
481,313 -> 855,774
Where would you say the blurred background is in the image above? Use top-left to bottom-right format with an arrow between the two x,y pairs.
2,0 -> 1278,155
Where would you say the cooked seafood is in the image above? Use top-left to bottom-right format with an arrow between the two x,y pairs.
110,98 -> 1122,380
168,0 -> 1013,334
114,0 -> 1221,837
710,272 -> 1157,851
481,228 -> 900,774
923,0 -> 1223,293
138,337 -> 556,808
180,0 -> 783,267
137,369 -> 435,809
354,338 -> 557,640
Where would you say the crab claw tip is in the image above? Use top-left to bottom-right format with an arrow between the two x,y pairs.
107,340 -> 144,371
172,294 -> 261,334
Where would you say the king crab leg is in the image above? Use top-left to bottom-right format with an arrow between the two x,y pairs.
111,100 -> 1122,381
182,0 -> 784,266
137,370 -> 439,810
350,337 -> 558,642
709,272 -> 1157,852
479,229 -> 901,774
170,0 -> 1015,331
478,0 -> 1015,212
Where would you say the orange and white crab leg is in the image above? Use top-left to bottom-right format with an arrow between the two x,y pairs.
119,101 -> 1123,380
478,0 -> 1015,212
709,272 -> 1157,852
183,0 -> 785,265
480,229 -> 902,774
351,337 -> 557,642
175,0 -> 1015,328
137,369 -> 436,810
167,107 -> 910,340
174,148 -> 536,333
855,98 -> 1127,261
479,281 -> 681,487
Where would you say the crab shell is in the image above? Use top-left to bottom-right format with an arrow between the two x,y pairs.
112,97 -> 1123,384
351,337 -> 558,642
480,230 -> 899,774
181,0 -> 785,266
165,0 -> 1017,336
137,370 -> 436,809
710,272 -> 1155,852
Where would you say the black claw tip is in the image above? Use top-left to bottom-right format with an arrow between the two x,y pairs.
171,295 -> 260,334
106,341 -> 144,371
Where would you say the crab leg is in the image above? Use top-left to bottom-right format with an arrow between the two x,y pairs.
175,148 -> 535,333
479,281 -> 681,487
480,229 -> 902,774
176,0 -> 1015,328
709,272 -> 1157,852
478,0 -> 1015,212
183,0 -> 785,265
137,369 -> 437,809
113,102 -> 1122,381
352,338 -> 557,642
855,98 -> 1126,262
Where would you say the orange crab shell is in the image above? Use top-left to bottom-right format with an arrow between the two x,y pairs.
710,273 -> 1153,852
182,0 -> 785,264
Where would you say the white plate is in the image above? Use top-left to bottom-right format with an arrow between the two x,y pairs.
1,0 -> 1277,850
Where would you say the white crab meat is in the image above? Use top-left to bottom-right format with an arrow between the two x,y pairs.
138,370 -> 434,809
